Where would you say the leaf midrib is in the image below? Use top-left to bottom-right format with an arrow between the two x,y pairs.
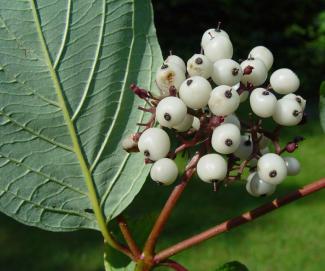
29,0 -> 110,241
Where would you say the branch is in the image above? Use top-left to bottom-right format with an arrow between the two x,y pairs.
143,152 -> 201,255
117,215 -> 142,259
157,259 -> 189,271
154,178 -> 325,262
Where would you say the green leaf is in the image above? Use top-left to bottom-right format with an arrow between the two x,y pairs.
0,0 -> 162,232
320,81 -> 325,132
215,261 -> 249,271
104,243 -> 136,271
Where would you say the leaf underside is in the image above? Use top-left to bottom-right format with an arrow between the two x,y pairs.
0,0 -> 162,231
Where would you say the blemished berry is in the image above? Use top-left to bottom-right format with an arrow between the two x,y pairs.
156,96 -> 187,128
223,114 -> 241,129
201,28 -> 230,48
283,157 -> 301,176
257,153 -> 287,184
248,46 -> 274,71
272,98 -> 303,126
179,76 -> 212,109
150,158 -> 179,185
164,55 -> 186,73
173,114 -> 194,132
197,154 -> 228,183
270,68 -> 300,94
246,172 -> 276,197
234,134 -> 253,160
240,58 -> 268,87
250,88 -> 277,118
282,93 -> 306,111
204,36 -> 233,62
138,128 -> 170,161
187,54 -> 213,79
211,123 -> 241,154
155,63 -> 186,95
212,59 -> 243,86
208,85 -> 240,116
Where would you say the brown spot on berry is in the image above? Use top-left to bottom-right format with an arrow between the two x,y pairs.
164,113 -> 171,121
269,170 -> 277,178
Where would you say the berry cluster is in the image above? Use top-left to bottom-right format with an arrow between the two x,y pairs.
123,23 -> 306,197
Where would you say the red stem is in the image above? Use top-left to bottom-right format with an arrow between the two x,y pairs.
143,153 -> 201,255
117,215 -> 142,259
157,259 -> 188,271
154,178 -> 325,262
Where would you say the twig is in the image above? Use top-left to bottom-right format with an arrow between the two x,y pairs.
154,178 -> 325,262
143,152 -> 202,255
117,215 -> 142,259
157,259 -> 189,271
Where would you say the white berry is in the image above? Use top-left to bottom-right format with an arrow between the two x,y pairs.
234,134 -> 253,160
179,76 -> 212,109
156,96 -> 187,128
201,28 -> 229,48
283,157 -> 301,176
240,58 -> 268,87
173,114 -> 194,132
249,46 -> 274,71
150,158 -> 179,185
155,64 -> 186,96
187,54 -> 213,79
270,68 -> 300,94
211,123 -> 241,154
223,114 -> 241,129
204,36 -> 233,62
272,98 -> 303,126
192,117 -> 200,130
212,59 -> 243,86
282,93 -> 306,111
257,153 -> 287,184
138,128 -> 170,161
197,154 -> 227,183
208,85 -> 240,116
164,55 -> 186,73
250,88 -> 277,118
246,172 -> 276,197
239,90 -> 249,103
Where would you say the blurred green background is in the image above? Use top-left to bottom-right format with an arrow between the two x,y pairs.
0,1 -> 324,271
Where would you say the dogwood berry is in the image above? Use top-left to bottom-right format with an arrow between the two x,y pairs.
179,76 -> 212,109
150,158 -> 179,185
257,153 -> 287,184
192,117 -> 200,130
240,58 -> 268,87
283,157 -> 301,176
197,154 -> 227,183
250,88 -> 277,118
208,85 -> 240,116
156,96 -> 187,128
173,114 -> 194,132
246,172 -> 276,197
249,46 -> 274,71
187,54 -> 212,79
223,114 -> 241,129
211,123 -> 241,154
138,128 -> 170,161
212,59 -> 243,86
234,134 -> 253,160
155,64 -> 186,95
250,147 -> 270,166
204,36 -> 233,62
201,28 -> 230,48
164,54 -> 186,73
272,98 -> 303,126
270,68 -> 300,94
282,93 -> 306,111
